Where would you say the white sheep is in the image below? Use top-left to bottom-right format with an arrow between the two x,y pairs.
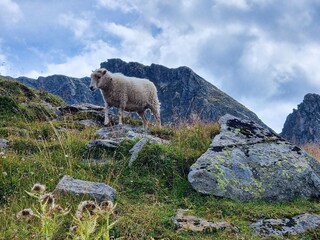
90,68 -> 161,128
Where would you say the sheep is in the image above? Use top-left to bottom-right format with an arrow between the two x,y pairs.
89,68 -> 161,128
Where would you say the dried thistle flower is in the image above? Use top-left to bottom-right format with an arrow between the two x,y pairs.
70,225 -> 78,232
16,208 -> 34,220
100,200 -> 114,213
31,183 -> 46,193
41,193 -> 55,205
76,200 -> 98,218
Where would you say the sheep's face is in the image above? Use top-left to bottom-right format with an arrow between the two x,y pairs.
90,68 -> 107,91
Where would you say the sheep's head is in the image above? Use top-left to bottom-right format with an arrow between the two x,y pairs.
90,68 -> 108,91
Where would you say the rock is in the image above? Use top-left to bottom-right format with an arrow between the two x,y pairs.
0,139 -> 8,149
188,114 -> 320,201
54,175 -> 116,202
250,213 -> 320,236
128,138 -> 149,167
173,209 -> 239,233
88,125 -> 169,150
58,103 -> 105,113
281,93 -> 320,144
87,139 -> 120,149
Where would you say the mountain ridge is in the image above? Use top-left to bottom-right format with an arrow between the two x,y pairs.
10,59 -> 267,127
281,93 -> 320,144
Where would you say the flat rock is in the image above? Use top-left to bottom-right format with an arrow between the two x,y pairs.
54,175 -> 116,202
87,139 -> 120,149
250,213 -> 320,236
58,103 -> 105,113
0,139 -> 8,149
173,209 -> 239,233
188,114 -> 320,201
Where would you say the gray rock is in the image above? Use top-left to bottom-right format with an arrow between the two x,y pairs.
250,213 -> 320,236
87,139 -> 120,149
173,209 -> 239,233
54,175 -> 116,202
88,125 -> 169,150
188,114 -> 320,201
0,139 -> 8,149
128,138 -> 149,167
281,93 -> 320,144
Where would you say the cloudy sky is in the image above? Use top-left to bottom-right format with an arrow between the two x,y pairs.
1,0 -> 320,132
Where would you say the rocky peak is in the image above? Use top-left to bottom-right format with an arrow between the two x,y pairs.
101,59 -> 267,127
281,93 -> 320,144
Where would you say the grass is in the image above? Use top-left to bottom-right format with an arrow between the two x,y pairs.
1,78 -> 320,239
1,117 -> 320,239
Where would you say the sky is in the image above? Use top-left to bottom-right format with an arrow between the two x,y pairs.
1,0 -> 320,133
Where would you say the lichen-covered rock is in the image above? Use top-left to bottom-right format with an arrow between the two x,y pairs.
54,175 -> 116,202
0,139 -> 8,149
250,213 -> 320,236
188,114 -> 320,201
173,209 -> 239,233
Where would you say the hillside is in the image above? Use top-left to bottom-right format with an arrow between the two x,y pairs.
0,78 -> 320,239
13,59 -> 267,128
0,76 -> 64,126
281,93 -> 320,144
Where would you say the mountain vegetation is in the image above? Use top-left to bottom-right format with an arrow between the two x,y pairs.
0,77 -> 320,239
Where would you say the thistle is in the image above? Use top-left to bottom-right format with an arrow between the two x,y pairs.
31,183 -> 46,194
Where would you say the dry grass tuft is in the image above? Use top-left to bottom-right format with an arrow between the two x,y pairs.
302,144 -> 320,161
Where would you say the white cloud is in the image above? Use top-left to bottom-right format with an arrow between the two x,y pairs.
25,40 -> 118,78
0,0 -> 22,24
214,0 -> 249,10
59,13 -> 92,39
97,0 -> 137,12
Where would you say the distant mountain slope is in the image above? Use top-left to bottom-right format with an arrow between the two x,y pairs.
16,75 -> 103,105
13,59 -> 267,127
281,93 -> 320,144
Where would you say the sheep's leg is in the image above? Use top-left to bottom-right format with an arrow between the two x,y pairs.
118,108 -> 123,125
104,103 -> 110,126
138,111 -> 148,129
150,106 -> 161,127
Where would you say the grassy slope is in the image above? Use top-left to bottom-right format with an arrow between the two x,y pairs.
0,78 -> 320,239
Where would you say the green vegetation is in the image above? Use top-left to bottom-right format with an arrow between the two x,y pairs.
0,78 -> 320,239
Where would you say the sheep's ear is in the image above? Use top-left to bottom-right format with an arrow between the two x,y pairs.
102,69 -> 107,75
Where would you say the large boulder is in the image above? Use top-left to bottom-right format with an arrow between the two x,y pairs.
188,114 -> 320,201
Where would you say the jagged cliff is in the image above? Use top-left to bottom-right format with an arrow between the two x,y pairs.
281,93 -> 320,144
13,59 -> 267,126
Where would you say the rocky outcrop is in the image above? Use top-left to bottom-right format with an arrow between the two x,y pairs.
101,59 -> 267,127
250,213 -> 320,236
281,93 -> 320,144
173,209 -> 239,233
54,175 -> 116,202
15,59 -> 267,127
87,125 -> 169,166
188,114 -> 320,201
